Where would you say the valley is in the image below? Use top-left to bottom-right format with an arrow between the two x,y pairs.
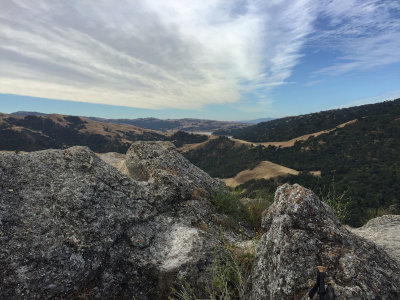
1,98 -> 399,228
185,98 -> 400,227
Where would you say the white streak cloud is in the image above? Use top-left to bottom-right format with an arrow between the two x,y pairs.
0,0 -> 397,110
312,0 -> 400,75
0,0 -> 317,109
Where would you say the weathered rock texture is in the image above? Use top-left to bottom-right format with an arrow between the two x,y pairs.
349,214 -> 400,265
0,143 -> 225,299
124,141 -> 222,210
248,184 -> 400,300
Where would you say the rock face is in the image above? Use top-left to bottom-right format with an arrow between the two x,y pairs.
349,215 -> 400,265
0,143 -> 225,299
248,184 -> 400,300
124,142 -> 222,211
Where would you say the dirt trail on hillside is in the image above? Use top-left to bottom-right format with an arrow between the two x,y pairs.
233,119 -> 358,148
182,119 -> 358,152
223,161 -> 299,187
179,120 -> 354,186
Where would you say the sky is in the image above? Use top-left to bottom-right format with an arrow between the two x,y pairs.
0,0 -> 399,121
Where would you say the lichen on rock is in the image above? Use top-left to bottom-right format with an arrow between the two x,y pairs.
248,183 -> 400,300
0,143 -> 227,299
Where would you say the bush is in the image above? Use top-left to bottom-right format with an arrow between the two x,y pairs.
245,197 -> 273,232
319,182 -> 351,224
212,189 -> 249,224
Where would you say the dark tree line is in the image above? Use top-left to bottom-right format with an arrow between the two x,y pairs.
185,99 -> 400,227
215,98 -> 400,142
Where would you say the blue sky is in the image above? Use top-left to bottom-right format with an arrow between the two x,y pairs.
0,0 -> 399,121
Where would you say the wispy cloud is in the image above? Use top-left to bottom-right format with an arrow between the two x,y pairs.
0,0 -> 398,110
0,0 -> 317,109
312,0 -> 400,75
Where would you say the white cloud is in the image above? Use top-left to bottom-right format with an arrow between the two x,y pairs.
0,0 -> 317,109
1,0 -> 396,110
312,0 -> 400,75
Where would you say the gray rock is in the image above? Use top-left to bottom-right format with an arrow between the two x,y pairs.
0,144 -> 227,299
349,214 -> 400,265
124,141 -> 222,209
248,184 -> 400,300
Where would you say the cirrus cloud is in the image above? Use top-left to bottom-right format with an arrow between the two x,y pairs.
0,0 -> 398,110
0,0 -> 317,109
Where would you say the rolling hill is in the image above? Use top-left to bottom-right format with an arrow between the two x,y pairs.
86,116 -> 249,132
185,98 -> 400,227
0,113 -> 207,153
11,112 -> 249,133
215,99 -> 400,142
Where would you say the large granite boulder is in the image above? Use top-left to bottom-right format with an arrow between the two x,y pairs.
248,184 -> 400,300
349,214 -> 400,265
0,144 -> 226,299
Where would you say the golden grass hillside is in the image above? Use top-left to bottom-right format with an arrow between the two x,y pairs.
223,161 -> 299,187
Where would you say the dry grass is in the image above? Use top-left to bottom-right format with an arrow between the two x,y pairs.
310,170 -> 322,177
223,161 -> 299,188
179,119 -> 358,154
0,113 -> 162,145
232,119 -> 358,149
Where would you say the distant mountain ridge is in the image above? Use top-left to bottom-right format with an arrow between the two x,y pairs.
87,116 -> 249,132
11,111 -> 48,116
1,113 -> 164,153
237,117 -> 274,124
11,112 -> 250,132
0,113 -> 208,153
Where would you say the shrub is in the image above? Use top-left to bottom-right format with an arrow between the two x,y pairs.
212,188 -> 249,225
320,183 -> 351,224
170,233 -> 255,300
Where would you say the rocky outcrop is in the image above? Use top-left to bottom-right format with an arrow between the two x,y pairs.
349,215 -> 400,265
124,141 -> 222,210
4,143 -> 399,300
0,143 -> 227,299
248,184 -> 400,300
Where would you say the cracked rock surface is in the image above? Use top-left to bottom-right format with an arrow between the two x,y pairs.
0,143 -> 226,299
248,183 -> 400,300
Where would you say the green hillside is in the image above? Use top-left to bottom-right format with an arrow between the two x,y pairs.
215,99 -> 400,142
185,99 -> 400,227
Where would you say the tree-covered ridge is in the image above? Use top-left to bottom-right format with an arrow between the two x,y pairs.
215,98 -> 400,142
184,137 -> 263,178
167,130 -> 208,147
185,107 -> 400,227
